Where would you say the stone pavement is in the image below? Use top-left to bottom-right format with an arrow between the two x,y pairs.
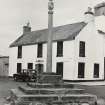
66,81 -> 105,86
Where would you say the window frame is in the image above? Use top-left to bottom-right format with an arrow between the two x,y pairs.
17,63 -> 22,73
56,41 -> 63,57
94,63 -> 99,78
27,63 -> 33,69
37,43 -> 43,58
17,46 -> 22,58
78,62 -> 85,78
56,62 -> 63,77
79,41 -> 85,57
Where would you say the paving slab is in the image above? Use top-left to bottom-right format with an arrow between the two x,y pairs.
65,81 -> 105,86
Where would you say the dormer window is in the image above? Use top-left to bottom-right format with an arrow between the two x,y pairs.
17,46 -> 22,58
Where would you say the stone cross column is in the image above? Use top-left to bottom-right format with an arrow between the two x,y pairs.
46,0 -> 54,72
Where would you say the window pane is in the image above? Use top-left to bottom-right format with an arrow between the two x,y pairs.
56,62 -> 63,77
78,62 -> 85,78
18,46 -> 22,58
79,41 -> 85,57
37,43 -> 43,57
57,41 -> 63,57
17,63 -> 22,73
28,63 -> 33,69
94,63 -> 99,78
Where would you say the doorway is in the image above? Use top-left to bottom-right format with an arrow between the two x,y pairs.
78,62 -> 85,78
35,64 -> 43,74
17,63 -> 22,73
56,62 -> 63,77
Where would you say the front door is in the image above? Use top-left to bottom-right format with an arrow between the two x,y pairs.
56,62 -> 63,77
17,63 -> 22,73
78,62 -> 85,78
35,64 -> 43,74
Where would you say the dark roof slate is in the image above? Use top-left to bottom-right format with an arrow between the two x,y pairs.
10,22 -> 86,47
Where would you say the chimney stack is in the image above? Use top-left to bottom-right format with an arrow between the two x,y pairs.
94,2 -> 105,16
84,7 -> 94,23
23,22 -> 31,34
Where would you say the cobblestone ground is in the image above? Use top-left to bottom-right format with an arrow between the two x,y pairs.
0,77 -> 25,105
0,78 -> 105,104
77,85 -> 105,105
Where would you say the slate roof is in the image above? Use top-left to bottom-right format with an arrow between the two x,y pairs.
10,22 -> 87,47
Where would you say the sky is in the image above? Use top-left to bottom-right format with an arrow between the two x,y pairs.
0,0 -> 104,56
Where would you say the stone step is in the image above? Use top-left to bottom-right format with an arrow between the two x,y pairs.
18,86 -> 84,95
27,82 -> 74,88
38,73 -> 62,83
10,88 -> 97,105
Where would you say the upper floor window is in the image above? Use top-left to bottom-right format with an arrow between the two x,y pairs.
79,41 -> 85,57
17,46 -> 22,58
57,41 -> 63,57
37,43 -> 43,58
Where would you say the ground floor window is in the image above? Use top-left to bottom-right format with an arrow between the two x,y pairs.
35,64 -> 43,74
56,62 -> 63,77
94,63 -> 99,78
17,63 -> 22,73
78,62 -> 85,78
27,63 -> 33,69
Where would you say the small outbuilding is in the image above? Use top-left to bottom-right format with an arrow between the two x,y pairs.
0,56 -> 9,77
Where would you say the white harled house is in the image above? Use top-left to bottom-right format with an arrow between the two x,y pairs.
9,2 -> 105,81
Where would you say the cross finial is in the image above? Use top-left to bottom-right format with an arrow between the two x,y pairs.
48,0 -> 54,11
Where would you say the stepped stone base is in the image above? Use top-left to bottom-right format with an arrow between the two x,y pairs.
18,86 -> 84,94
8,73 -> 97,105
37,72 -> 62,83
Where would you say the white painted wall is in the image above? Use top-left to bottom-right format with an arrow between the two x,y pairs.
9,47 -> 17,76
9,40 -> 75,78
52,41 -> 75,80
74,19 -> 104,80
9,14 -> 105,80
9,44 -> 47,76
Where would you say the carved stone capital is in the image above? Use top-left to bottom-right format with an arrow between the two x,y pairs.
48,0 -> 54,11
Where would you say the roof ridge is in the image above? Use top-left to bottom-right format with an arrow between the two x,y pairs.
30,21 -> 85,33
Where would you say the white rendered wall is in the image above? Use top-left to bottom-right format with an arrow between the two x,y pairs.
74,20 -> 104,80
9,47 -> 17,76
9,40 -> 75,78
9,18 -> 105,80
52,41 -> 75,80
9,44 -> 47,76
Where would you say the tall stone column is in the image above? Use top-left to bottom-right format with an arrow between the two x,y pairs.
46,0 -> 54,72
